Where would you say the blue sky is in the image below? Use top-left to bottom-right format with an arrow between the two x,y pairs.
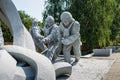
12,0 -> 45,22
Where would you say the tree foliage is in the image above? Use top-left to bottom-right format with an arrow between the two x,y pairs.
0,20 -> 13,42
110,0 -> 120,45
68,0 -> 115,53
18,11 -> 43,29
43,0 -> 72,23
0,10 -> 42,42
18,11 -> 34,29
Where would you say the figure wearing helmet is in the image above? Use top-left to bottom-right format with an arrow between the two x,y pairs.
42,16 -> 61,61
59,11 -> 82,63
29,20 -> 48,51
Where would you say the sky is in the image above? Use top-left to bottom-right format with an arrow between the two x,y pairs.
12,0 -> 45,22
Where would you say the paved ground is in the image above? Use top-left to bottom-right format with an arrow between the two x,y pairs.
57,52 -> 120,80
103,53 -> 120,80
68,59 -> 114,80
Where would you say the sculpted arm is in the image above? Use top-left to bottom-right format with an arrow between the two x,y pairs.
62,21 -> 80,45
32,27 -> 44,39
43,27 -> 57,43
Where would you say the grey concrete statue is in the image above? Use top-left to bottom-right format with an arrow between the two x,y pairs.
29,20 -> 48,51
0,0 -> 72,79
59,11 -> 82,63
0,0 -> 56,80
0,0 -> 35,51
0,22 -> 4,46
42,16 -> 61,61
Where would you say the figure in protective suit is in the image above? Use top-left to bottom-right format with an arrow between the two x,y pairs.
42,16 -> 61,61
29,20 -> 48,51
59,11 -> 82,63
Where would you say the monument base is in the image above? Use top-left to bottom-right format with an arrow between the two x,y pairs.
93,49 -> 112,56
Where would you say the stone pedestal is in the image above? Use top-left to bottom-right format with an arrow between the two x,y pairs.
106,46 -> 117,52
93,49 -> 112,56
54,62 -> 72,77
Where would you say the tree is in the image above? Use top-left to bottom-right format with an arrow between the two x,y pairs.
0,20 -> 13,42
18,11 -> 34,29
43,0 -> 72,23
68,0 -> 115,53
19,11 -> 43,28
0,10 -> 42,42
110,0 -> 120,45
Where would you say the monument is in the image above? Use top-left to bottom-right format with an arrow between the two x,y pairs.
0,0 -> 72,80
0,0 -> 35,51
0,0 -> 115,80
42,16 -> 61,61
29,20 -> 47,51
59,11 -> 82,63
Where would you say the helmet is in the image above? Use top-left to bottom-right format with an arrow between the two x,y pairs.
45,16 -> 54,26
60,11 -> 73,20
32,20 -> 38,26
46,16 -> 54,23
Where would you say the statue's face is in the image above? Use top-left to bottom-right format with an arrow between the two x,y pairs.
46,19 -> 54,27
61,12 -> 73,26
33,21 -> 38,26
34,22 -> 38,26
62,18 -> 71,26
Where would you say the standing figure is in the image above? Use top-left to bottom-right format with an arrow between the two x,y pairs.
29,20 -> 47,51
42,16 -> 61,61
59,11 -> 82,63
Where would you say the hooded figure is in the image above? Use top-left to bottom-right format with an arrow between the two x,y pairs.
59,11 -> 82,63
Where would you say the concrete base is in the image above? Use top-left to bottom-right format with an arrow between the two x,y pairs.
0,45 -> 56,80
56,58 -> 114,80
93,49 -> 112,56
106,46 -> 117,52
54,62 -> 72,77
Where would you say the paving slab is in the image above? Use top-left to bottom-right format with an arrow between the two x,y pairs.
68,59 -> 114,80
103,53 -> 120,80
57,57 -> 114,80
57,53 -> 120,80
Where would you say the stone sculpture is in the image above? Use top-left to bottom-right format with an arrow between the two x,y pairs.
54,62 -> 72,77
42,16 -> 61,61
59,11 -> 82,63
0,45 -> 56,80
0,0 -> 35,51
0,0 -> 72,79
29,20 -> 47,51
0,22 -> 4,46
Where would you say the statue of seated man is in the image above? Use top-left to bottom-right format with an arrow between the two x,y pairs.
29,20 -> 48,51
59,11 -> 82,63
42,16 -> 61,61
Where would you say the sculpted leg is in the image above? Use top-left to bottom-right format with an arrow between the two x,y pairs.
73,39 -> 81,62
63,45 -> 72,63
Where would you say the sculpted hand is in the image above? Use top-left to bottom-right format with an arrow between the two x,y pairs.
61,39 -> 69,45
61,38 -> 65,40
42,38 -> 49,43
